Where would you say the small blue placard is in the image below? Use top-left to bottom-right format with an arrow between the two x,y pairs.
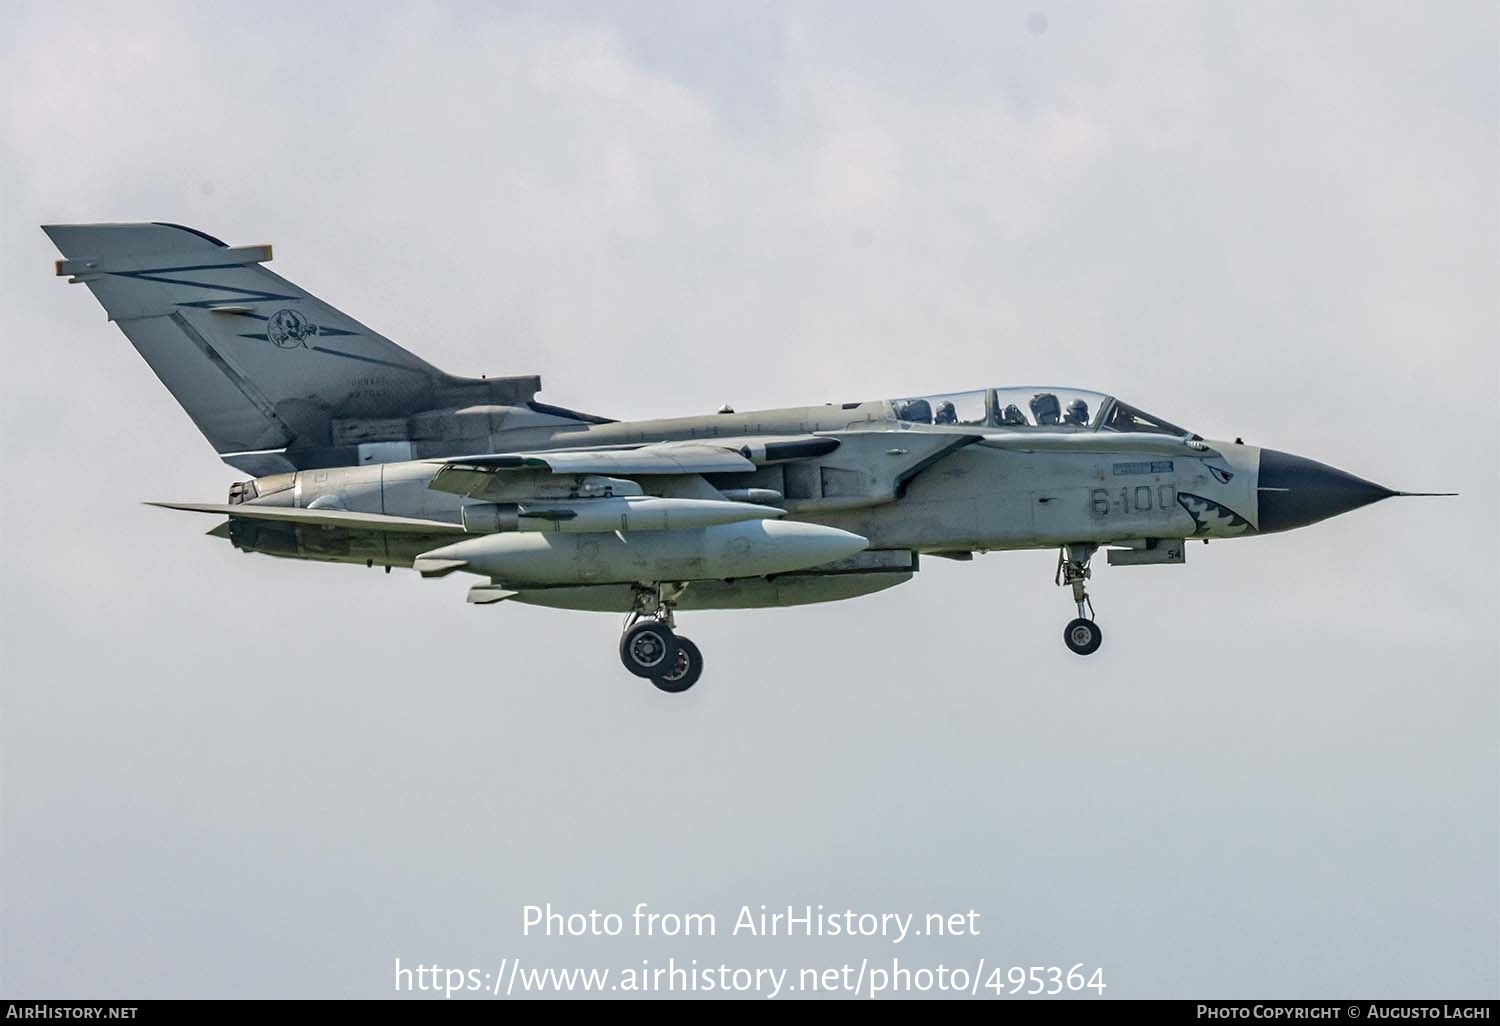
1113,460 -> 1174,476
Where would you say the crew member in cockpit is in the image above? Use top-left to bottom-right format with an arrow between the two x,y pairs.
1063,398 -> 1090,427
896,398 -> 932,423
933,400 -> 958,424
1030,392 -> 1061,426
999,404 -> 1028,426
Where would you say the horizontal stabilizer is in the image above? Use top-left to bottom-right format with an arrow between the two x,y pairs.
148,501 -> 467,534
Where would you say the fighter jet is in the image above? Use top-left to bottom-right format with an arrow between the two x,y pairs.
44,223 -> 1450,692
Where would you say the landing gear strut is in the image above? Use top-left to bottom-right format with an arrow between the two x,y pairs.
1056,544 -> 1103,656
620,584 -> 704,691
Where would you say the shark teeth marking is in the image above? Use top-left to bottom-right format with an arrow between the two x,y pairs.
1177,492 -> 1253,536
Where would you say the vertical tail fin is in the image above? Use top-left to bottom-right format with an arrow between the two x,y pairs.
44,223 -> 523,462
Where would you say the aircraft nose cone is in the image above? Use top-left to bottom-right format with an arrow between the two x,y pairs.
1256,449 -> 1395,533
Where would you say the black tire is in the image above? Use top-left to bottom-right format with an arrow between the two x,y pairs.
652,636 -> 703,693
1063,617 -> 1102,656
620,621 -> 678,678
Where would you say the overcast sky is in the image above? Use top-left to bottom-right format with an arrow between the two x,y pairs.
2,0 -> 1496,1000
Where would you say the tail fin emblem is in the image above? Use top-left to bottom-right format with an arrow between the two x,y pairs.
266,308 -> 319,349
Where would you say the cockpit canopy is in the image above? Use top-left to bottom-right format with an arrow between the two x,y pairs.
889,387 -> 1191,436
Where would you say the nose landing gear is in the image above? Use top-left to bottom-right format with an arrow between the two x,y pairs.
1056,544 -> 1103,655
620,584 -> 705,692
1064,616 -> 1103,655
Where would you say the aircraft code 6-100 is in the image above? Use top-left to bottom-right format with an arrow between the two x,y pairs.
1091,484 -> 1178,516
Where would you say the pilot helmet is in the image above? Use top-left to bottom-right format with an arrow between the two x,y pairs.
1064,398 -> 1090,425
934,400 -> 957,424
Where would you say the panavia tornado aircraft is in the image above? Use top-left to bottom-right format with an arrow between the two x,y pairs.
45,222 -> 1449,692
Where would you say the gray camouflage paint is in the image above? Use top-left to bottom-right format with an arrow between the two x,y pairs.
44,223 -> 1370,611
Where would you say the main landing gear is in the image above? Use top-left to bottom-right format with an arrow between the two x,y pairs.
620,584 -> 703,692
1056,544 -> 1103,656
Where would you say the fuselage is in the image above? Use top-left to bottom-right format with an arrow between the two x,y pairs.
227,388 -> 1285,578
44,222 -> 1421,669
